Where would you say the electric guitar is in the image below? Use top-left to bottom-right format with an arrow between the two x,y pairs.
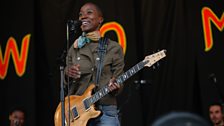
54,49 -> 166,126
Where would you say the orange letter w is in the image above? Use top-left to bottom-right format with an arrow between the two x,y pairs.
0,34 -> 31,80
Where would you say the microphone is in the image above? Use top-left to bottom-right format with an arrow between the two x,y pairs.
14,119 -> 20,126
67,20 -> 82,31
208,73 -> 217,83
208,73 -> 224,105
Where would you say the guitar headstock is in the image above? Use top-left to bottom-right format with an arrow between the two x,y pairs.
143,49 -> 166,67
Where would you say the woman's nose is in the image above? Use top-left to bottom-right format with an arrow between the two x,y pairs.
80,13 -> 87,20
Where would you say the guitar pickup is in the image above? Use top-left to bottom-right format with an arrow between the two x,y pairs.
83,98 -> 91,111
71,106 -> 79,120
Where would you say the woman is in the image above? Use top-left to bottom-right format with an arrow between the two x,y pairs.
64,2 -> 124,126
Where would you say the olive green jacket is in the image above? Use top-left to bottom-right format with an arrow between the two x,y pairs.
65,38 -> 124,105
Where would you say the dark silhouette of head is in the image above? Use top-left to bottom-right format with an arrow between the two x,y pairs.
151,112 -> 209,126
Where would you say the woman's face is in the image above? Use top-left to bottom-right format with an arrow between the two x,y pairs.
79,3 -> 103,33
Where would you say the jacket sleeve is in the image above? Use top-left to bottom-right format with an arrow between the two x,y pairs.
63,46 -> 79,85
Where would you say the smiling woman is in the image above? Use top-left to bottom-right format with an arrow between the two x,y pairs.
79,2 -> 104,33
54,2 -> 125,126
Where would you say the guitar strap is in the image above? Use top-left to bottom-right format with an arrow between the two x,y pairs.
95,37 -> 108,87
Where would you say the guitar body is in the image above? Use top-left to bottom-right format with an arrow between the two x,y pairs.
54,84 -> 101,126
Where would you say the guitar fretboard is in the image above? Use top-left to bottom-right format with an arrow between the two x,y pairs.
87,60 -> 149,105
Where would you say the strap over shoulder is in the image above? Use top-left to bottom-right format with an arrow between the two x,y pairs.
98,37 -> 108,53
95,37 -> 108,86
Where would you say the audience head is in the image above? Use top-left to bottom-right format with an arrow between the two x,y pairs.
9,107 -> 25,126
209,102 -> 224,126
151,112 -> 209,126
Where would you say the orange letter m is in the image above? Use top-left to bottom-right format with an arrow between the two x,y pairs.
202,7 -> 224,51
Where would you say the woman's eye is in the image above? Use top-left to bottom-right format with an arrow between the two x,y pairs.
87,10 -> 93,14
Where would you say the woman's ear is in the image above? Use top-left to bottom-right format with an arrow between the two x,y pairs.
99,17 -> 104,24
9,115 -> 12,120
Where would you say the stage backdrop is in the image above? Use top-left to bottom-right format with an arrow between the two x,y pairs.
1,0 -> 223,126
0,0 -> 36,125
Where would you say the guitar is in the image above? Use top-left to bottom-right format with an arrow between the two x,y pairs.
54,49 -> 166,126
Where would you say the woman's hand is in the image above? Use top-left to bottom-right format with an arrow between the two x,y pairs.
65,64 -> 81,79
108,77 -> 120,91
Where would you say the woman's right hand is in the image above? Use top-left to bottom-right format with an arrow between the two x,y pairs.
65,64 -> 81,79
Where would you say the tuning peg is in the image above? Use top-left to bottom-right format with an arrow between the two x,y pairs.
152,65 -> 156,69
156,62 -> 160,67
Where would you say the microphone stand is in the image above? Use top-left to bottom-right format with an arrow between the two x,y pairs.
60,65 -> 65,126
57,21 -> 71,126
209,73 -> 224,103
58,20 -> 81,126
58,26 -> 69,126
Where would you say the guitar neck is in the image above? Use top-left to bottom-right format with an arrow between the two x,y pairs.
88,60 -> 148,105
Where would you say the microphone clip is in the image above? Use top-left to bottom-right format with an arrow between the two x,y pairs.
67,20 -> 82,31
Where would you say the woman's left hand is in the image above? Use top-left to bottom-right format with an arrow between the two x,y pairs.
108,77 -> 120,91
